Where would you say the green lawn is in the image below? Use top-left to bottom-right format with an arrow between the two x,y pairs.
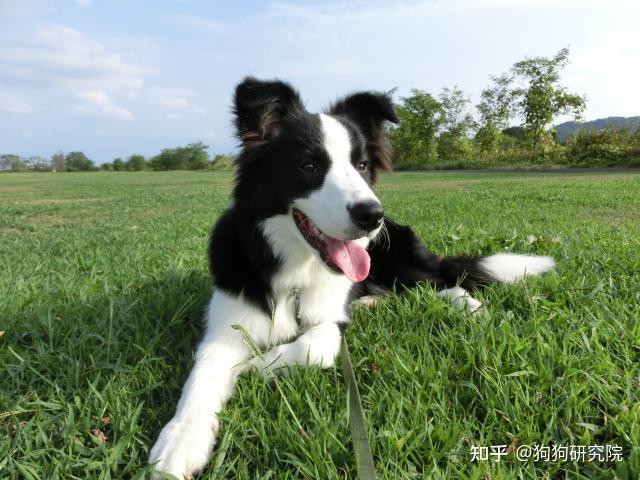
1,170 -> 639,479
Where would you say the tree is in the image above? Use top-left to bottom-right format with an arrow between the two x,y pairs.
183,142 -> 209,170
65,151 -> 94,171
149,142 -> 210,170
126,154 -> 146,171
112,158 -> 126,171
1,154 -> 51,171
476,74 -> 516,152
477,74 -> 516,130
510,47 -> 586,148
0,154 -> 24,171
101,162 -> 114,171
210,153 -> 236,170
437,86 -> 476,161
51,151 -> 66,171
502,126 -> 527,142
388,90 -> 444,166
27,156 -> 51,172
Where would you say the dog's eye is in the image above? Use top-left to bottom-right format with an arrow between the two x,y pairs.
356,161 -> 368,171
301,162 -> 318,173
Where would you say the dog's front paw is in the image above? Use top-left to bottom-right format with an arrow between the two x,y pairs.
149,416 -> 218,479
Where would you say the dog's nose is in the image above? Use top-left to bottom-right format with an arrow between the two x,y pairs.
348,201 -> 384,232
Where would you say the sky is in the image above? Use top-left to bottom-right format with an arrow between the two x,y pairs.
1,0 -> 639,164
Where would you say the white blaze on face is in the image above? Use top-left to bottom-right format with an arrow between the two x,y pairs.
294,114 -> 380,240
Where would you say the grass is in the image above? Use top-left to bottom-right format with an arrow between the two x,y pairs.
1,170 -> 639,479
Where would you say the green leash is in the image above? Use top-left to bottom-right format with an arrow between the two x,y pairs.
341,335 -> 377,480
289,289 -> 376,478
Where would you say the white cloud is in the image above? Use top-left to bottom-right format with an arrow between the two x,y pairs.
147,86 -> 194,109
0,24 -> 202,122
0,25 -> 158,121
73,103 -> 133,121
167,112 -> 181,120
0,25 -> 147,90
193,106 -> 207,115
22,130 -> 34,137
73,89 -> 133,120
75,0 -> 92,6
75,90 -> 111,105
0,94 -> 33,114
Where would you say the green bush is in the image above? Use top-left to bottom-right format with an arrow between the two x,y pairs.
64,151 -> 95,171
208,153 -> 236,170
437,133 -> 473,163
149,142 -> 209,171
126,154 -> 146,171
112,158 -> 126,171
565,127 -> 640,165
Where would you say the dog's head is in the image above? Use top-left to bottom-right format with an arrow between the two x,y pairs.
231,77 -> 398,282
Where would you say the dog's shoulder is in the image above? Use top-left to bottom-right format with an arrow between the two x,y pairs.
209,208 -> 280,315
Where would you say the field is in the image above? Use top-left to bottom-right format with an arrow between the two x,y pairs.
1,170 -> 639,479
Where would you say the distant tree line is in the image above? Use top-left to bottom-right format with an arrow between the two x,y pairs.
389,47 -> 640,168
0,142 -> 237,173
0,151 -> 97,172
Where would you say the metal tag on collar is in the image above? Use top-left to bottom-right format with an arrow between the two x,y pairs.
289,287 -> 301,324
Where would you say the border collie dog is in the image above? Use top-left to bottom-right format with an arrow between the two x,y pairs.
149,78 -> 555,478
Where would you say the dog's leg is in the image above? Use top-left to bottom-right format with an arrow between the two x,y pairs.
149,292 -> 260,479
250,321 -> 342,374
437,286 -> 484,315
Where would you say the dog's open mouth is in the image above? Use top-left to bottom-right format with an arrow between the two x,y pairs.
293,209 -> 370,283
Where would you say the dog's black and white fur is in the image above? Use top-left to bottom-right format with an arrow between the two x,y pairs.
149,78 -> 555,478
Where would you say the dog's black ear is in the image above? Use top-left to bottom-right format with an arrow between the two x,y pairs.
233,77 -> 304,147
329,92 -> 398,177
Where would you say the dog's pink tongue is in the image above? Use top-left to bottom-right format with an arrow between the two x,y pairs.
324,237 -> 370,282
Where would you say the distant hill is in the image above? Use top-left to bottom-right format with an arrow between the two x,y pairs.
555,116 -> 640,142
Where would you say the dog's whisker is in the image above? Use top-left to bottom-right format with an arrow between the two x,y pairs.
371,222 -> 391,251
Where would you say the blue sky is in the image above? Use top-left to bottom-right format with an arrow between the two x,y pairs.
1,0 -> 638,163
